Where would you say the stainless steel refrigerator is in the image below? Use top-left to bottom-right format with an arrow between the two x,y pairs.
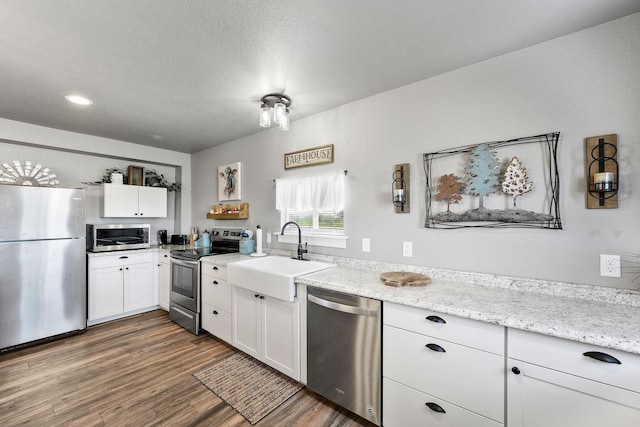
0,185 -> 87,351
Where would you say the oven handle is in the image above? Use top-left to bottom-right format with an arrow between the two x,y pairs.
170,257 -> 198,267
171,304 -> 194,319
308,294 -> 378,317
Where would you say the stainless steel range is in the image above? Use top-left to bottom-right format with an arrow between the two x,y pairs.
169,228 -> 241,334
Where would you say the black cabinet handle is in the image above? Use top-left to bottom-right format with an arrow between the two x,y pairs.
164,254 -> 168,258
259,295 -> 265,300
213,280 -> 219,285
426,343 -> 446,353
119,256 -> 129,259
583,351 -> 621,364
512,366 -> 521,375
213,310 -> 218,315
425,402 -> 446,413
426,315 -> 446,324
255,294 -> 260,298
125,267 -> 129,270
213,266 -> 219,270
119,268 -> 123,271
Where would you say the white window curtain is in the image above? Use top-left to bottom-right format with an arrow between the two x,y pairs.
275,172 -> 345,212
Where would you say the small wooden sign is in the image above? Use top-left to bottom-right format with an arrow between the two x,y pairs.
284,144 -> 334,169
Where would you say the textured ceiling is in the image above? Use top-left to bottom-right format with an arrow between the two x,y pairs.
1,1 -> 639,153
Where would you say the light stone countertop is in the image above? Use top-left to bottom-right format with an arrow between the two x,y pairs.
292,255 -> 640,356
96,249 -> 640,355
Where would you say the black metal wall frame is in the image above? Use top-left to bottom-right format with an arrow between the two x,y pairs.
423,132 -> 562,229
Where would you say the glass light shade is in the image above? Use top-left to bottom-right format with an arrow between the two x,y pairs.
393,189 -> 405,204
279,109 -> 290,131
259,104 -> 271,127
273,101 -> 286,124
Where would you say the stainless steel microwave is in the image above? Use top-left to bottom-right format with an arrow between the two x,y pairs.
86,223 -> 150,252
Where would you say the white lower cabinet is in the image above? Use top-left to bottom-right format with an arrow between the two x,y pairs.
88,252 -> 156,324
232,285 -> 300,381
384,377 -> 502,427
507,328 -> 640,427
201,261 -> 232,343
383,302 -> 505,427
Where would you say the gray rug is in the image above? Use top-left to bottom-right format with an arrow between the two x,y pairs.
193,352 -> 303,425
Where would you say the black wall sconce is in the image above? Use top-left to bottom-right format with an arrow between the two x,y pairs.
392,163 -> 410,213
586,134 -> 618,209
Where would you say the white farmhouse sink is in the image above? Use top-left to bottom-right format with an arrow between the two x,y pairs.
227,256 -> 336,301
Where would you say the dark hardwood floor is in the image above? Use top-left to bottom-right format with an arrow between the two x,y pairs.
0,310 -> 374,426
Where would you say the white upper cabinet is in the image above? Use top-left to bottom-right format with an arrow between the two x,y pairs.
100,184 -> 167,218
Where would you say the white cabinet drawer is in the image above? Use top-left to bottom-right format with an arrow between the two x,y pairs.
201,302 -> 232,343
509,328 -> 640,394
201,277 -> 231,312
383,378 -> 502,427
384,302 -> 504,355
201,261 -> 227,280
384,325 -> 504,422
89,252 -> 154,269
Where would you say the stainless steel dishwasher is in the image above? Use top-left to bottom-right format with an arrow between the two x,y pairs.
307,287 -> 382,426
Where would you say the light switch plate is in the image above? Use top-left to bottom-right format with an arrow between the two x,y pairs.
362,238 -> 370,252
402,241 -> 412,257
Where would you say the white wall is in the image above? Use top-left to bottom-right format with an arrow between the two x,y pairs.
0,120 -> 192,237
192,14 -> 640,289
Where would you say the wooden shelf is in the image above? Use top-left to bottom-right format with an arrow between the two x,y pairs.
206,202 -> 249,220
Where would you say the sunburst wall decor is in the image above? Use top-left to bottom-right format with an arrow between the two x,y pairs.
0,161 -> 60,186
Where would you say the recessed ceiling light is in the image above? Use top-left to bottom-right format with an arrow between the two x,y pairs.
65,95 -> 93,105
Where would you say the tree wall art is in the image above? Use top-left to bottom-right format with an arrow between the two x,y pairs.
424,132 -> 561,229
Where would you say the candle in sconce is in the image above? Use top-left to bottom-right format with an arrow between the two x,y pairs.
593,172 -> 616,192
393,189 -> 405,203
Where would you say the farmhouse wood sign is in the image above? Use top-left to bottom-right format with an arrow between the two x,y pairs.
284,144 -> 334,169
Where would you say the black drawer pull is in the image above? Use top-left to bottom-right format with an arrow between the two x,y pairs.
583,351 -> 621,364
213,310 -> 218,315
426,343 -> 446,353
512,366 -> 521,375
213,280 -> 219,285
213,266 -> 219,270
255,294 -> 260,298
119,256 -> 129,259
426,315 -> 446,324
425,402 -> 446,413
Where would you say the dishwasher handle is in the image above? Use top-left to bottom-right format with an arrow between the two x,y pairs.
308,294 -> 379,317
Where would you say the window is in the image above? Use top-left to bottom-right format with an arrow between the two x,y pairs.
276,173 -> 347,248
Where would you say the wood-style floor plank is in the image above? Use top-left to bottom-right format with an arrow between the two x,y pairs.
0,310 -> 374,426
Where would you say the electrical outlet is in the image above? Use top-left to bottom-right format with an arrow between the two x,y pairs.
600,254 -> 621,278
362,238 -> 370,252
266,232 -> 272,244
402,241 -> 412,257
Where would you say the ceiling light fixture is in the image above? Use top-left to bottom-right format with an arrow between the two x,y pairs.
259,93 -> 291,130
65,94 -> 93,106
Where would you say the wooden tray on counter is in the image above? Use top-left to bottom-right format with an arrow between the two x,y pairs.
380,271 -> 431,287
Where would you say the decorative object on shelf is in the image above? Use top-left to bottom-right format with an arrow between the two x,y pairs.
128,165 -> 145,186
284,144 -> 334,169
392,163 -> 410,213
259,93 -> 291,130
586,134 -> 618,209
424,132 -> 561,229
82,167 -> 180,191
207,202 -> 249,220
218,162 -> 241,201
0,161 -> 59,186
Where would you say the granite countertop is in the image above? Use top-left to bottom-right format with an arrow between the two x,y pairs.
91,249 -> 640,355
86,244 -> 192,257
291,255 -> 640,356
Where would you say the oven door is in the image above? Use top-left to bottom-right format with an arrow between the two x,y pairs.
170,256 -> 199,312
